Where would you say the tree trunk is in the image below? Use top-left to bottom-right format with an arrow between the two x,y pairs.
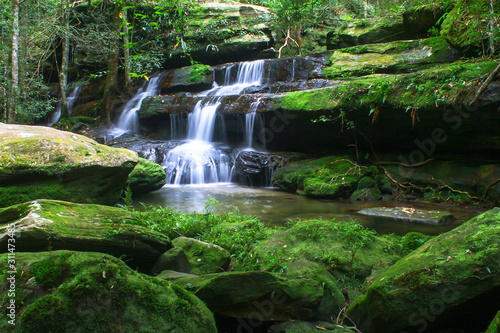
7,0 -> 19,124
122,7 -> 132,94
59,0 -> 71,119
102,1 -> 124,123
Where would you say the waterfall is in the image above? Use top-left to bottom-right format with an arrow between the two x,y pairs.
109,76 -> 160,137
245,98 -> 262,149
163,60 -> 265,185
48,85 -> 81,126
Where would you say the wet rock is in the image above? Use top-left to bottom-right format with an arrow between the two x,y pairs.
0,200 -> 171,271
172,236 -> 231,274
0,124 -> 138,208
347,208 -> 500,333
0,251 -> 217,332
151,247 -> 192,275
358,207 -> 455,224
170,271 -> 344,321
232,150 -> 289,187
158,64 -> 214,94
156,270 -> 197,281
351,176 -> 382,201
127,157 -> 166,195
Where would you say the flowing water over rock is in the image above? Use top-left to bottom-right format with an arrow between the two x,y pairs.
162,60 -> 266,185
48,85 -> 82,126
108,76 -> 161,138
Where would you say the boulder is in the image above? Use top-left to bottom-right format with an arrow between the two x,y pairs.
0,251 -> 217,332
170,271 -> 345,321
358,207 -> 455,224
323,37 -> 460,78
0,124 -> 138,208
250,219 -> 403,279
172,236 -> 231,274
347,208 -> 500,333
402,3 -> 450,34
127,157 -> 166,195
272,155 -> 378,198
0,200 -> 171,271
151,246 -> 192,275
326,18 -> 413,50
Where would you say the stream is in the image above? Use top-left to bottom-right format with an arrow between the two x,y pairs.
132,183 -> 480,236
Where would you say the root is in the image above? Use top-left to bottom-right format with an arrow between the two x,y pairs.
375,158 -> 434,168
481,178 -> 500,201
469,62 -> 500,106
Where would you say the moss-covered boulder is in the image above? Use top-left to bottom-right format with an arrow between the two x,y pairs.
172,236 -> 231,274
0,251 -> 217,332
272,156 -> 377,198
151,247 -> 192,275
347,208 -> 500,333
0,200 -> 171,271
326,18 -> 413,50
0,124 -> 138,208
250,219 -> 403,279
323,37 -> 459,78
268,320 -> 355,333
487,311 -> 500,333
170,271 -> 345,321
127,157 -> 166,195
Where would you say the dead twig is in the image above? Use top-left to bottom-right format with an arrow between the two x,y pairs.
481,178 -> 500,201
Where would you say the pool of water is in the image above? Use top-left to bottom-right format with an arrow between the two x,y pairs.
134,184 -> 482,236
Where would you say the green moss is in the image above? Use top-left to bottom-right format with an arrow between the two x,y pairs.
272,156 -> 378,198
278,59 -> 497,113
486,311 -> 500,333
188,64 -> 213,84
0,251 -> 217,332
32,253 -> 72,289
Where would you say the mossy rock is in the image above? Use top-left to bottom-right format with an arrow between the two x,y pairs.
250,219 -> 403,279
172,236 -> 231,274
402,3 -> 450,34
440,0 -> 500,53
0,251 -> 217,332
272,155 -> 377,198
0,124 -> 138,208
0,200 -> 171,271
268,320 -> 355,333
170,271 -> 344,321
127,157 -> 166,195
347,208 -> 500,333
151,247 -> 192,275
351,176 -> 382,201
486,311 -> 500,333
326,18 -> 411,50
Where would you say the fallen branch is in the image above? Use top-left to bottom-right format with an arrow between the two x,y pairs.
469,62 -> 500,107
481,178 -> 500,201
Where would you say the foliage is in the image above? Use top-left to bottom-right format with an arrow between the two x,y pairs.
127,200 -> 278,270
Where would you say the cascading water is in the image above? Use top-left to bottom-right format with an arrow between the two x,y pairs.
244,98 -> 263,149
48,85 -> 81,126
109,76 -> 160,137
163,60 -> 265,185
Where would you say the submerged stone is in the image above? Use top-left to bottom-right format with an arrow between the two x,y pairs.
0,124 -> 138,208
358,207 -> 455,224
0,200 -> 171,271
347,208 -> 500,333
0,251 -> 217,332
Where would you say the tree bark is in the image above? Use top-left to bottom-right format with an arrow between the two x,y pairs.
59,0 -> 71,119
102,1 -> 124,123
7,0 -> 19,124
122,7 -> 132,94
